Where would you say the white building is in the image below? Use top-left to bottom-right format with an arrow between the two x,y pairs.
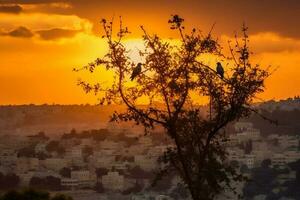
16,157 -> 39,173
272,153 -> 286,167
234,122 -> 253,132
71,170 -> 94,188
43,158 -> 69,171
61,178 -> 78,189
101,171 -> 124,191
243,154 -> 256,169
134,155 -> 157,171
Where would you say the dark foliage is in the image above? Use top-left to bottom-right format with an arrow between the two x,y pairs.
0,173 -> 20,190
247,108 -> 300,136
46,141 -> 65,156
94,182 -> 105,193
29,176 -> 61,191
59,167 -> 71,178
0,189 -> 72,200
95,168 -> 109,178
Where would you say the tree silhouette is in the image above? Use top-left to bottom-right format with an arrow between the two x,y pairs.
0,189 -> 73,200
77,15 -> 270,200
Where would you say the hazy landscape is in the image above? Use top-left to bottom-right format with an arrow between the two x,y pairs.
0,98 -> 299,199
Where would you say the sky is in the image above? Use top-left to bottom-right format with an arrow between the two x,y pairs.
0,0 -> 300,105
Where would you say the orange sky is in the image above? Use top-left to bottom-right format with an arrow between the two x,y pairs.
0,0 -> 300,105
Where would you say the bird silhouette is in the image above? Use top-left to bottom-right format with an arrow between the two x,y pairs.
216,62 -> 224,78
130,63 -> 142,81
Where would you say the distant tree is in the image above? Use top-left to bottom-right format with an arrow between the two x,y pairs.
0,173 -> 20,190
70,128 -> 77,135
21,189 -> 50,200
59,167 -> 71,178
261,159 -> 272,168
46,141 -> 60,152
29,176 -> 61,191
36,152 -> 51,160
30,177 -> 44,188
243,164 -> 277,198
77,15 -> 271,200
82,145 -> 93,162
230,160 -> 240,169
51,194 -> 73,200
0,190 -> 22,200
170,183 -> 189,200
243,139 -> 253,154
37,131 -> 49,140
17,145 -> 36,157
91,129 -> 109,141
122,181 -> 143,195
240,164 -> 250,174
128,166 -> 152,179
46,141 -> 65,156
0,189 -> 72,200
95,168 -> 109,178
94,182 -> 105,193
45,176 -> 61,191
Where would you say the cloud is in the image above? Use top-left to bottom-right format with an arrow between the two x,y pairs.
36,28 -> 79,40
0,26 -> 34,37
0,4 -> 22,13
2,0 -> 300,38
0,12 -> 92,33
0,0 -> 65,4
221,32 -> 300,54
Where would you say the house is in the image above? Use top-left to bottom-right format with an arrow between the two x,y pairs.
101,171 -> 124,191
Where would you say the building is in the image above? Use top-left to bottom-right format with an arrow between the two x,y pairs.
234,122 -> 253,132
272,153 -> 286,167
71,170 -> 95,188
16,157 -> 39,173
101,171 -> 124,191
43,158 -> 69,171
134,155 -> 157,171
61,178 -> 79,189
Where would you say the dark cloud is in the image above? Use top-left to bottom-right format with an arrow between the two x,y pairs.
1,26 -> 34,38
67,0 -> 300,39
36,28 -> 79,40
0,4 -> 22,13
0,0 -> 65,4
1,0 -> 300,38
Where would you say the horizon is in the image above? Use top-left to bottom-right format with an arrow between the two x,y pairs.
0,96 -> 298,106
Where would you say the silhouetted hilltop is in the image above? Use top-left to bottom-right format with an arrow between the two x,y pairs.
0,104 -> 124,130
0,97 -> 299,136
244,97 -> 300,136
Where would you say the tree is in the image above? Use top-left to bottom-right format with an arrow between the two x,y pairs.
29,176 -> 61,191
243,164 -> 277,198
0,173 -> 20,190
51,194 -> 73,200
95,167 -> 109,178
46,141 -> 65,156
170,183 -> 189,200
0,189 -> 73,200
122,182 -> 143,195
94,182 -> 105,193
77,15 -> 270,200
59,167 -> 71,178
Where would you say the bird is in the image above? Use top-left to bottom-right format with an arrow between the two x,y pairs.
216,62 -> 224,78
130,63 -> 142,81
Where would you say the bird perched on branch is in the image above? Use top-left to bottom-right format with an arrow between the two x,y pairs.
130,63 -> 142,81
216,62 -> 224,78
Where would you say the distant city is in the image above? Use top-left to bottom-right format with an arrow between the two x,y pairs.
0,98 -> 300,200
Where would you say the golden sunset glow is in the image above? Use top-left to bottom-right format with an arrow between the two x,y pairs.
1,0 -> 300,105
